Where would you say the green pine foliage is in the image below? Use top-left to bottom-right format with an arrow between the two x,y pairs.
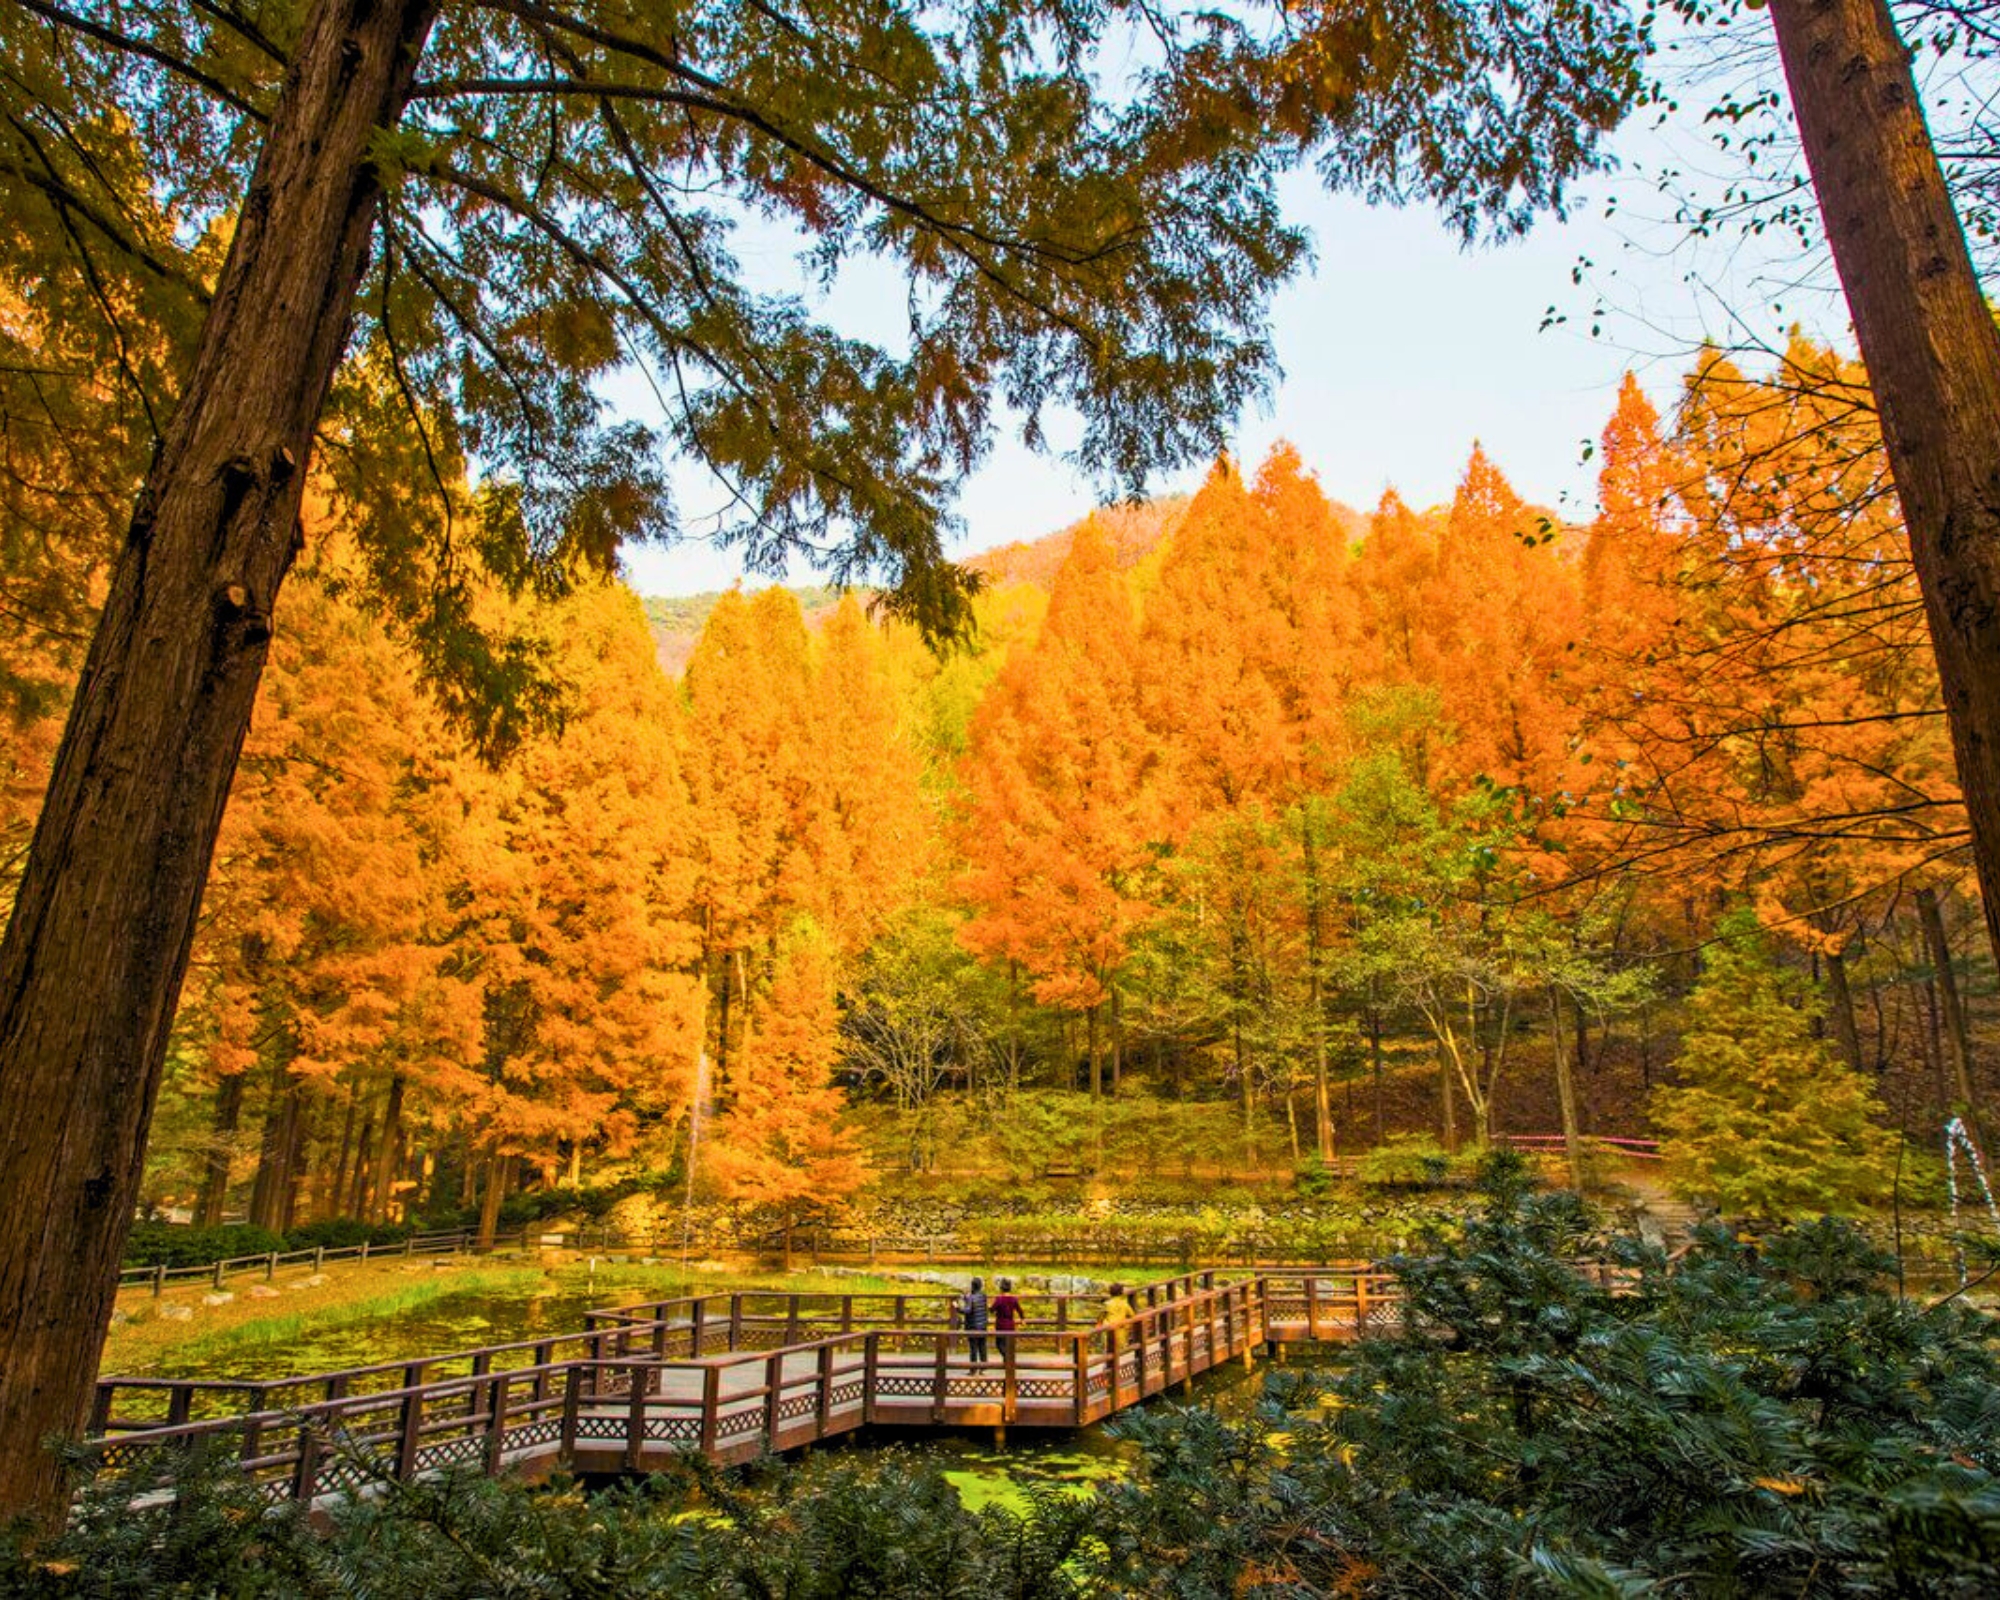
1653,916 -> 1898,1217
1092,1156 -> 2000,1597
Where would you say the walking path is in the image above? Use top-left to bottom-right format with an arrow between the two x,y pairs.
85,1267 -> 1397,1504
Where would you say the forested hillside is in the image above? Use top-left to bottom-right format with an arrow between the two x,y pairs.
2,346 -> 1979,1240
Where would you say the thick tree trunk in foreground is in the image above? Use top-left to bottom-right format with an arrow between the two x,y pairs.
0,0 -> 436,1524
1769,0 -> 2000,973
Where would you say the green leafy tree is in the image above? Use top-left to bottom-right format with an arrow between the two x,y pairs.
1654,915 -> 1897,1217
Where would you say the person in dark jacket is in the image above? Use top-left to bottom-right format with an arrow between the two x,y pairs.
959,1277 -> 990,1365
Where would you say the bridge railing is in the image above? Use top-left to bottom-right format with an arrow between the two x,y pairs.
83,1267 -> 1427,1507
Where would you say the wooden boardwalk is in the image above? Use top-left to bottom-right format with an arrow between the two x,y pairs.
85,1267 -> 1399,1504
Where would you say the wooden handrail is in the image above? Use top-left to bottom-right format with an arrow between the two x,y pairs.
85,1266 -> 1407,1503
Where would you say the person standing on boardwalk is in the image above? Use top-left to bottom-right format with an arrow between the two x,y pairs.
990,1278 -> 1022,1351
959,1277 -> 990,1365
1099,1282 -> 1136,1349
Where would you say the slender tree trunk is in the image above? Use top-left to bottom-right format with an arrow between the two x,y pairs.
368,1073 -> 405,1223
328,1095 -> 357,1221
196,1073 -> 245,1227
0,0 -> 438,1523
1824,940 -> 1865,1073
347,1110 -> 375,1217
1769,0 -> 2000,973
249,1074 -> 300,1233
280,1096 -> 315,1232
1110,985 -> 1124,1094
1285,1090 -> 1301,1163
1369,1003 -> 1385,1137
477,1151 -> 506,1250
1438,1042 -> 1458,1152
1918,886 -> 1979,1117
1550,986 -> 1584,1191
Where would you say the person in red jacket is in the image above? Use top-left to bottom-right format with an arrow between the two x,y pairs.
990,1278 -> 1022,1349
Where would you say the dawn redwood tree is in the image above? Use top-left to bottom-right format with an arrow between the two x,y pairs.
0,0 -> 1642,1521
1759,0 -> 2000,966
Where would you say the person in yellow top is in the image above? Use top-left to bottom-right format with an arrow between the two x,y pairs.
1098,1282 -> 1136,1348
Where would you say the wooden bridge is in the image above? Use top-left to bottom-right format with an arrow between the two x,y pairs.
85,1267 -> 1398,1504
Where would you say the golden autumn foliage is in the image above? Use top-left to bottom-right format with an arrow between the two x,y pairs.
72,340 -> 1974,1230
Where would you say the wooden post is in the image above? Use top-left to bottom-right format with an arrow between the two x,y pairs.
840,1294 -> 854,1333
1002,1336 -> 1018,1424
486,1372 -> 509,1474
1073,1335 -> 1089,1425
1133,1315 -> 1148,1399
1305,1275 -> 1319,1340
690,1300 -> 706,1358
1354,1273 -> 1370,1338
313,1246 -> 324,1273
468,1351 -> 491,1417
786,1297 -> 802,1348
931,1335 -> 949,1424
816,1343 -> 835,1435
211,1260 -> 225,1290
533,1343 -> 554,1405
394,1382 -> 424,1480
559,1367 -> 582,1466
240,1384 -> 269,1464
698,1365 -> 722,1456
265,1251 -> 277,1281
152,1263 -> 166,1297
729,1293 -> 744,1351
291,1423 -> 322,1502
626,1362 -> 647,1471
764,1351 -> 785,1449
863,1334 -> 880,1425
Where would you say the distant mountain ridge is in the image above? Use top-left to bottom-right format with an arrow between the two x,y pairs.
637,488 -> 1370,674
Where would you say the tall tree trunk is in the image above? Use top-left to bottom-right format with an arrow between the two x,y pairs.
1369,1002 -> 1385,1137
1550,986 -> 1584,1192
1110,985 -> 1123,1094
1438,1042 -> 1458,1152
195,1073 -> 245,1227
1918,885 -> 1979,1119
1769,0 -> 2000,973
327,1094 -> 358,1222
476,1151 -> 506,1250
1823,940 -> 1865,1074
280,1096 -> 315,1232
248,1074 -> 300,1233
347,1109 -> 376,1218
0,0 -> 438,1523
368,1073 -> 405,1223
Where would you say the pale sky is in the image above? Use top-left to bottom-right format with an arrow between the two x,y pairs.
619,38 -> 1837,598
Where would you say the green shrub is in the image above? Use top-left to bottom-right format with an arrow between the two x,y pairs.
1355,1133 -> 1454,1188
121,1222 -> 284,1270
1092,1163 -> 2000,1596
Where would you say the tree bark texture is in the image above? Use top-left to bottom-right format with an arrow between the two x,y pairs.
0,0 -> 437,1523
1769,0 -> 2000,971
